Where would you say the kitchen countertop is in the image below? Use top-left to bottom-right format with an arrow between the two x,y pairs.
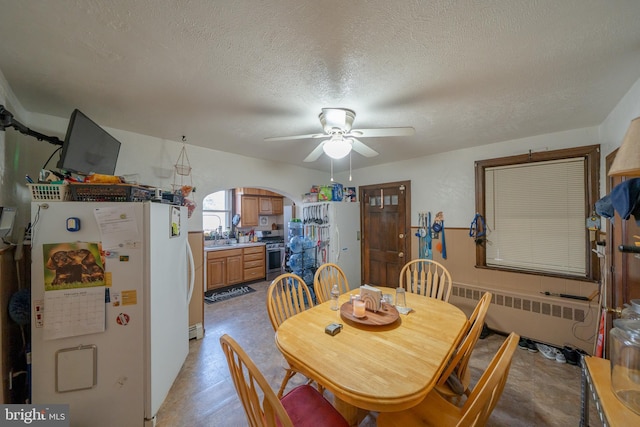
204,242 -> 266,252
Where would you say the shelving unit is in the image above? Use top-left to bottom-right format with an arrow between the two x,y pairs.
285,220 -> 317,302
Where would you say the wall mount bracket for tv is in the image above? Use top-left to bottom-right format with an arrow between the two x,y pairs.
0,104 -> 62,146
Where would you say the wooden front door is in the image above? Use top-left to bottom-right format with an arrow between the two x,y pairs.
360,181 -> 411,287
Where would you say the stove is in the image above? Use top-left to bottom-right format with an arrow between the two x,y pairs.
255,230 -> 285,275
265,242 -> 284,250
255,230 -> 284,247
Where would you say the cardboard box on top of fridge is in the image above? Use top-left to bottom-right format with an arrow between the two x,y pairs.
332,183 -> 344,201
302,193 -> 318,203
314,183 -> 344,201
344,187 -> 356,202
318,185 -> 333,201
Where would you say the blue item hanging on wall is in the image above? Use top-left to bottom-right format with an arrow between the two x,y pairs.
469,213 -> 487,244
433,211 -> 446,259
441,221 -> 447,259
426,212 -> 432,259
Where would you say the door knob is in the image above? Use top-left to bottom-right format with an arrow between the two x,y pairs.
398,252 -> 404,258
399,233 -> 404,239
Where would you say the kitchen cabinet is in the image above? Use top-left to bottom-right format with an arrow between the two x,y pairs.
237,188 -> 281,197
207,248 -> 243,290
237,195 -> 259,227
237,188 -> 284,219
259,197 -> 283,215
271,197 -> 284,214
206,245 -> 265,290
243,245 -> 266,281
259,197 -> 272,215
227,255 -> 243,283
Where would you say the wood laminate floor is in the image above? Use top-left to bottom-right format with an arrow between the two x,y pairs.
155,280 -> 601,426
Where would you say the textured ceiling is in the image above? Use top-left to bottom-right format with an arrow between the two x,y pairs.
1,0 -> 640,172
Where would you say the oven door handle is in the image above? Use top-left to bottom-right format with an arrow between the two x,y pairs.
280,247 -> 285,270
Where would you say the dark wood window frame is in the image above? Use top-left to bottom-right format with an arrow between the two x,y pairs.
474,144 -> 600,282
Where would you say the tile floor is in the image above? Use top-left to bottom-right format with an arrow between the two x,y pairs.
155,280 -> 601,426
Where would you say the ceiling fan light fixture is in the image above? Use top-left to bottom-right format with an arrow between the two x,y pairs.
320,108 -> 355,133
323,135 -> 352,159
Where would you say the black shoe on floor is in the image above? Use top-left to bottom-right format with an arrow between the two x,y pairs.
562,346 -> 580,365
479,323 -> 492,339
575,348 -> 588,367
518,337 -> 528,350
518,337 -> 538,353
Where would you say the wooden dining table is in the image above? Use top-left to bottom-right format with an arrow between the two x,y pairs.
275,286 -> 468,425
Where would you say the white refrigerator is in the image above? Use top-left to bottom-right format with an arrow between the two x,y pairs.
30,201 -> 194,427
302,202 -> 361,288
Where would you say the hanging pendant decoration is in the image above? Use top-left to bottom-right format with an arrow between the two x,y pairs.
329,155 -> 353,182
330,159 -> 334,182
173,136 -> 193,195
172,136 -> 196,217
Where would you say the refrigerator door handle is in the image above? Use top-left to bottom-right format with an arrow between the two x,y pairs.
186,242 -> 195,304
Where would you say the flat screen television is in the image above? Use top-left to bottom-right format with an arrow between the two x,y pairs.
57,109 -> 121,175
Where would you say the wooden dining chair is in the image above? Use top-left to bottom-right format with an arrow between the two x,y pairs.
314,263 -> 350,303
219,334 -> 349,427
266,273 -> 315,397
399,258 -> 452,302
435,292 -> 492,400
377,332 -> 519,427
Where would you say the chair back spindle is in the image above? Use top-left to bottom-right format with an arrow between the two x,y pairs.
436,292 -> 492,397
399,259 -> 452,301
314,263 -> 349,303
267,273 -> 314,330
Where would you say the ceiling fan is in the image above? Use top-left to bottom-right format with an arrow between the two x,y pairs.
264,108 -> 415,162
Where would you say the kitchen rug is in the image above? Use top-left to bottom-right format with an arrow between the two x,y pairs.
204,284 -> 255,304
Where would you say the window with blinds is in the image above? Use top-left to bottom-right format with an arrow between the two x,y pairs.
475,145 -> 600,281
485,158 -> 586,275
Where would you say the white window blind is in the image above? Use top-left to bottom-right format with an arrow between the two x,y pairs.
485,158 -> 586,276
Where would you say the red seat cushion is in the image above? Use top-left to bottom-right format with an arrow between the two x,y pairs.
280,384 -> 349,427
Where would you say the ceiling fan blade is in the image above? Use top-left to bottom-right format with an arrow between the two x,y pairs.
303,141 -> 326,162
349,127 -> 415,138
264,133 -> 324,142
350,138 -> 379,157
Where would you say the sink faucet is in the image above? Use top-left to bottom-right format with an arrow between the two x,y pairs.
215,226 -> 223,245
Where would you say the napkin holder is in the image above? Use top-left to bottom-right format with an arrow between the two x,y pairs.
360,285 -> 382,312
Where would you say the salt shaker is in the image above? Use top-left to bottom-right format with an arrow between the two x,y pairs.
330,284 -> 340,310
